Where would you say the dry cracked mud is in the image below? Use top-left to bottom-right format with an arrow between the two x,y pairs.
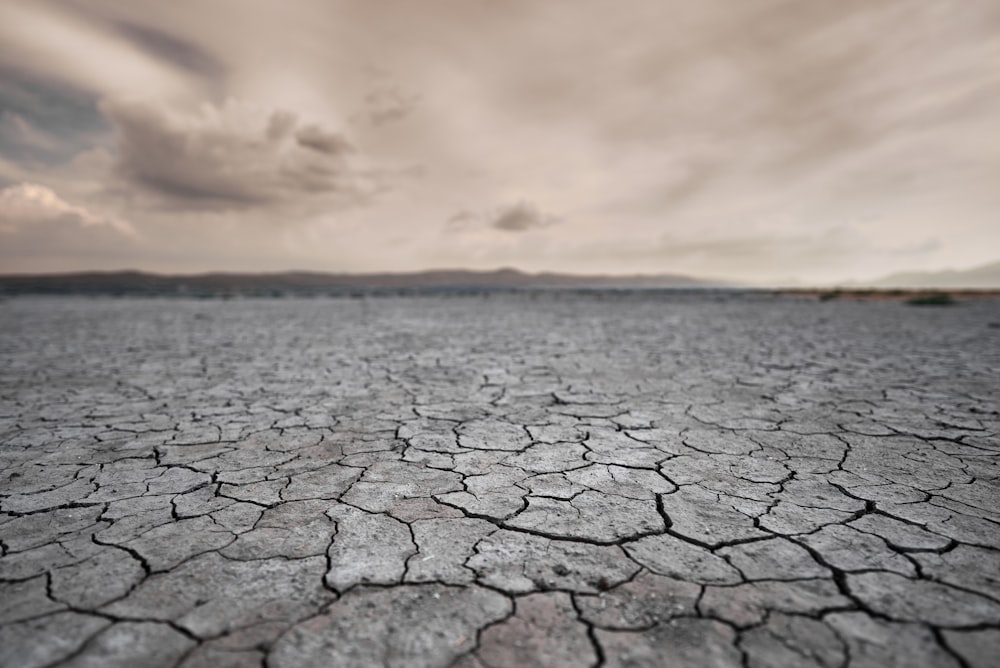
1,292 -> 999,667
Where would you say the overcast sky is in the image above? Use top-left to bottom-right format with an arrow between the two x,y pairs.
1,0 -> 998,283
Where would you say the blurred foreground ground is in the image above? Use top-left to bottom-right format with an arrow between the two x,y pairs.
1,292 -> 999,667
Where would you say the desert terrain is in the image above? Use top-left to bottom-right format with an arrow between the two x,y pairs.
2,292 -> 999,667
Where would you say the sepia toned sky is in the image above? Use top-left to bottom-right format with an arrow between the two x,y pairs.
1,0 -> 998,284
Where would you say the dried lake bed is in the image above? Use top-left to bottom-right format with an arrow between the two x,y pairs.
2,292 -> 999,667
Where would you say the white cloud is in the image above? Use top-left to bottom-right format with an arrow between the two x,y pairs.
0,182 -> 140,272
0,182 -> 134,235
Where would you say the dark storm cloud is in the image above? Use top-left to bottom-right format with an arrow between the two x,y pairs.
111,20 -> 226,82
100,98 -> 385,212
0,66 -> 107,165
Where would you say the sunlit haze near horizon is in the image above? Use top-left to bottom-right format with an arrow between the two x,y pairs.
1,0 -> 999,285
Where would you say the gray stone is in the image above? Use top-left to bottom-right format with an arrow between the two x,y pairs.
847,572 -> 1000,626
827,612 -> 961,668
0,576 -> 66,624
475,592 -> 596,667
597,618 -> 742,668
660,485 -> 767,546
406,518 -> 496,584
60,621 -> 195,668
267,585 -> 511,668
103,552 -> 332,638
0,612 -> 110,668
699,579 -> 851,626
325,503 -> 416,590
625,533 -> 742,584
718,537 -> 829,580
575,570 -> 700,629
941,629 -> 1000,668
506,490 -> 663,542
800,525 -> 915,575
469,529 -> 640,593
740,613 -> 845,668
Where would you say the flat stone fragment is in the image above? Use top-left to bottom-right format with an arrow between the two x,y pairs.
0,576 -> 66,624
503,441 -> 589,473
584,429 -> 666,467
474,592 -> 596,667
457,419 -> 532,451
0,506 -> 103,552
597,618 -> 742,668
222,499 -> 335,560
178,646 -> 265,668
799,525 -> 915,576
847,572 -> 1000,626
567,463 -> 676,498
173,485 -> 237,517
0,542 -> 85,580
505,490 -> 664,542
436,467 -> 530,519
0,612 -> 109,668
145,466 -> 212,494
699,579 -> 851,627
112,515 -> 236,572
575,571 -> 700,629
325,503 -> 416,590
103,552 -> 332,638
847,514 -> 953,551
60,621 -> 196,668
267,585 -> 511,668
624,533 -> 742,584
881,501 -> 1000,549
659,485 -> 767,546
469,529 -> 640,593
282,463 -> 362,501
718,537 -> 829,580
1,478 -> 96,513
941,629 -> 1000,668
50,546 -> 146,609
341,461 -> 462,512
220,479 -> 286,506
827,612 -> 961,668
758,501 -> 855,535
739,613 -> 845,668
912,545 -> 1000,601
388,497 -> 465,522
406,518 -> 496,584
683,428 -> 759,455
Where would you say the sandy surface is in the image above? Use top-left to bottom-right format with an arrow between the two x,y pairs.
2,293 -> 999,667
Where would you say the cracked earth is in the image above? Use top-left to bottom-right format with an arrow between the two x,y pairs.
1,293 -> 999,667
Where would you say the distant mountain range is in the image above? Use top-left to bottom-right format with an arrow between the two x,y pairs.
850,260 -> 1000,289
0,268 -> 731,296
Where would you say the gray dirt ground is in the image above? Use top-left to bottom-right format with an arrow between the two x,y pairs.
1,292 -> 999,668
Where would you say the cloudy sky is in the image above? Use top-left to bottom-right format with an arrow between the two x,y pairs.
1,0 -> 998,284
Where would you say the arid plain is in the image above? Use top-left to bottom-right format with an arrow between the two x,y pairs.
2,292 -> 999,667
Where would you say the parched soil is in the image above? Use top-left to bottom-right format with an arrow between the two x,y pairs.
1,293 -> 999,667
